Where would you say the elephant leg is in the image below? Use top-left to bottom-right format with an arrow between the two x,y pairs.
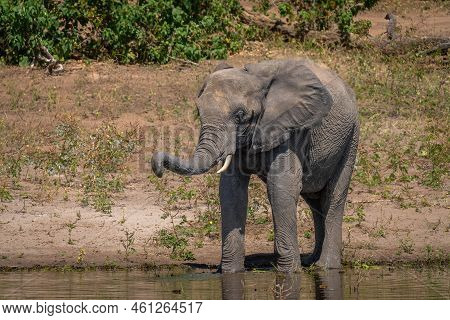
266,149 -> 302,273
301,196 -> 324,267
219,167 -> 250,273
314,126 -> 359,269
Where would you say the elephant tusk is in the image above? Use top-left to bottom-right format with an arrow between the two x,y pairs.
216,155 -> 232,174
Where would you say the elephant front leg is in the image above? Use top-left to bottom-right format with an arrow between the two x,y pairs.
219,169 -> 250,273
267,150 -> 302,273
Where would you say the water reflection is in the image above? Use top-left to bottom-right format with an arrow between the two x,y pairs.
0,267 -> 447,299
222,273 -> 245,300
273,273 -> 301,300
221,270 -> 340,300
313,270 -> 343,300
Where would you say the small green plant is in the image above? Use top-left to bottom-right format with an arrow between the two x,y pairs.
370,228 -> 386,238
424,247 -> 448,265
152,176 -> 197,261
419,141 -> 448,188
0,186 -> 12,202
5,119 -> 138,214
267,229 -> 274,241
425,244 -> 434,262
81,174 -> 117,214
156,227 -> 194,261
303,230 -> 312,239
254,0 -> 271,15
351,19 -> 372,37
386,151 -> 415,184
197,210 -> 220,238
76,248 -> 86,264
247,178 -> 270,225
168,184 -> 196,206
254,215 -> 270,225
399,237 -> 414,254
65,214 -> 81,245
65,222 -> 76,245
278,2 -> 292,17
120,229 -> 136,261
343,204 -> 365,226
81,124 -> 138,214
354,151 -> 382,187
118,213 -> 126,225
46,121 -> 80,183
351,259 -> 376,270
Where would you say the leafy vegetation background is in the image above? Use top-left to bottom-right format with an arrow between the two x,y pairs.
0,0 -> 246,64
0,0 -> 377,65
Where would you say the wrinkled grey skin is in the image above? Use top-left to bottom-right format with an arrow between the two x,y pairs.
152,59 -> 359,273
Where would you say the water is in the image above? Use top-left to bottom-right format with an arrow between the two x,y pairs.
0,267 -> 448,299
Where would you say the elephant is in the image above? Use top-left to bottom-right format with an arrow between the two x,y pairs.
151,59 -> 359,273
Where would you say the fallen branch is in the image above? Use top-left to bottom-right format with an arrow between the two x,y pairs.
422,42 -> 450,56
169,56 -> 199,66
241,8 -> 295,37
374,35 -> 450,56
31,45 -> 64,75
348,199 -> 394,205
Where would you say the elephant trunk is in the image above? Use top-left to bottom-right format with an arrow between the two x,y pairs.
151,150 -> 216,177
151,126 -> 233,177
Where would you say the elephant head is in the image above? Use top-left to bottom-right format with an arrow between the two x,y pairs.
151,59 -> 332,177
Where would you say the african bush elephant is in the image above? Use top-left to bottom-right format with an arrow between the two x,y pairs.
152,59 -> 359,273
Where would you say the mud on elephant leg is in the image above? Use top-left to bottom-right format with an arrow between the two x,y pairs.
267,149 -> 302,273
219,166 -> 250,273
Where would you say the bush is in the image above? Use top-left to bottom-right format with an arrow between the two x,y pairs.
276,0 -> 378,45
0,0 -> 246,64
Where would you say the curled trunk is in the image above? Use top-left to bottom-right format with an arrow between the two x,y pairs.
151,127 -> 230,177
151,149 -> 216,177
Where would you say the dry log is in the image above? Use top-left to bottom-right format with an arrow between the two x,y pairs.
422,42 -> 450,56
241,9 -> 295,37
32,45 -> 64,75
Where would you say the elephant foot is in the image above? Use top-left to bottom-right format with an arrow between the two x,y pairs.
219,265 -> 245,274
314,254 -> 342,269
300,252 -> 319,267
300,252 -> 342,269
275,254 -> 301,273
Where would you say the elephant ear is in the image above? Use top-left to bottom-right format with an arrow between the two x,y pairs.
246,60 -> 332,152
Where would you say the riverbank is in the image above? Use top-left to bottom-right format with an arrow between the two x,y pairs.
0,0 -> 448,270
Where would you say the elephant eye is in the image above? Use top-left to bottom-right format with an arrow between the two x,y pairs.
234,109 -> 246,123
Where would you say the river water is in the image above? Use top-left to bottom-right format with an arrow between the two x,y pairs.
0,267 -> 448,299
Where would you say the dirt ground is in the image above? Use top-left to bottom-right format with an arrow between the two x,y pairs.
358,1 -> 450,37
0,0 -> 449,269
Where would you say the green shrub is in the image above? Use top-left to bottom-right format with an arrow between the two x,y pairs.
275,0 -> 378,44
0,0 -> 245,64
0,186 -> 13,202
0,1 -> 64,65
81,124 -> 138,213
156,227 -> 195,261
